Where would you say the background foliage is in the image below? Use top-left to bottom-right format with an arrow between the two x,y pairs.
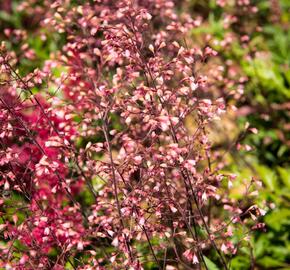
191,1 -> 290,268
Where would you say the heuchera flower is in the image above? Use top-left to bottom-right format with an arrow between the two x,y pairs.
0,1 -> 263,269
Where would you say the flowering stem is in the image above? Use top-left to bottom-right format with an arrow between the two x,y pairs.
102,113 -> 134,262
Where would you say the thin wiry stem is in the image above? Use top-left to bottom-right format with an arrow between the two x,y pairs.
102,110 -> 134,263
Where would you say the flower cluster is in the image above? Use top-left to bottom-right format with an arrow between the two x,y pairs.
0,1 -> 264,269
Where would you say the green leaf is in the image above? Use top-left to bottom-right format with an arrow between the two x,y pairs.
65,261 -> 74,270
264,208 -> 290,231
229,255 -> 250,270
257,256 -> 287,268
255,165 -> 277,191
254,236 -> 268,258
203,256 -> 220,270
277,167 -> 290,189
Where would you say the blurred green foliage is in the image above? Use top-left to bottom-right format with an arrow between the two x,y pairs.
190,0 -> 290,268
0,0 -> 64,74
222,158 -> 290,269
